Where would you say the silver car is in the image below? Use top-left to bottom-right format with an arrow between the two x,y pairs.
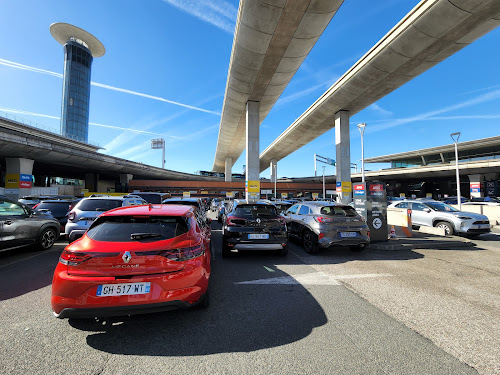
389,200 -> 491,236
65,195 -> 147,242
283,201 -> 370,254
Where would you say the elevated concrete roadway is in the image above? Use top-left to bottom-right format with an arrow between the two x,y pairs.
259,0 -> 500,172
212,0 -> 343,172
0,116 -> 214,181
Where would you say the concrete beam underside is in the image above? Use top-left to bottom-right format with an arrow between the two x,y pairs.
259,0 -> 500,172
212,0 -> 342,172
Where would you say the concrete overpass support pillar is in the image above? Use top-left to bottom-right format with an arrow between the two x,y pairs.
120,174 -> 133,185
468,174 -> 484,198
334,110 -> 352,204
5,158 -> 34,200
246,101 -> 260,200
225,157 -> 233,182
270,159 -> 277,183
85,173 -> 99,193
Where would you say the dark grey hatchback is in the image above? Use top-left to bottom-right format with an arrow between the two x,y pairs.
0,197 -> 60,252
222,200 -> 288,257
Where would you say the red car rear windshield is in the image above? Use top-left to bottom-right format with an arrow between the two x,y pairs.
87,216 -> 190,242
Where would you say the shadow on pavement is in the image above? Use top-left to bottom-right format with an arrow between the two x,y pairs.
71,259 -> 328,356
0,244 -> 63,301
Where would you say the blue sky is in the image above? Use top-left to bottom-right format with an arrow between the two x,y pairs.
0,0 -> 499,178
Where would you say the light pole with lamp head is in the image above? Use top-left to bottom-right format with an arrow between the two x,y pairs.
450,132 -> 461,210
357,123 -> 367,182
274,163 -> 277,200
322,165 -> 326,199
151,138 -> 165,169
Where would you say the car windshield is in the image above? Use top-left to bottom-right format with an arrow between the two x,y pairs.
36,202 -> 70,217
425,202 -> 459,212
137,194 -> 164,204
163,200 -> 200,208
87,216 -> 190,242
234,204 -> 277,218
77,199 -> 123,212
320,205 -> 358,217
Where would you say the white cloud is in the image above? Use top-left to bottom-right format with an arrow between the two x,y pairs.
369,103 -> 393,117
367,89 -> 500,133
162,0 -> 237,34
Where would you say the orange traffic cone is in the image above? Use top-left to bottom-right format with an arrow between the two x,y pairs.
390,225 -> 396,238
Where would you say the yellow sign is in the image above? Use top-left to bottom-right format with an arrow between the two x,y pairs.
400,193 -> 406,198
183,191 -> 191,198
226,192 -> 234,198
246,180 -> 260,193
281,192 -> 288,198
426,193 -> 432,198
341,181 -> 352,193
201,191 -> 208,194
312,193 -> 319,199
5,174 -> 19,188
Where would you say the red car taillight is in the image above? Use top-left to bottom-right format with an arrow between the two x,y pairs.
68,211 -> 76,221
155,245 -> 205,261
314,216 -> 333,223
60,250 -> 93,266
32,203 -> 40,209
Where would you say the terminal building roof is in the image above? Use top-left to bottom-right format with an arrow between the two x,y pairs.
364,135 -> 500,167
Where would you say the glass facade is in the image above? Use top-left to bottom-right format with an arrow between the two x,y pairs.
60,41 -> 93,142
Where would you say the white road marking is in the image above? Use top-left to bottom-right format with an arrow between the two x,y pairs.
263,266 -> 275,273
237,272 -> 393,286
237,272 -> 341,285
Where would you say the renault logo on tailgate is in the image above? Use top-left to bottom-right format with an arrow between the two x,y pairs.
122,251 -> 132,263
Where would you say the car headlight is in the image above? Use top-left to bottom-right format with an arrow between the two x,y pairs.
457,216 -> 472,220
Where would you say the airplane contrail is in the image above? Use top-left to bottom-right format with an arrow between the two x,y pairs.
0,58 -> 221,115
0,107 -> 180,137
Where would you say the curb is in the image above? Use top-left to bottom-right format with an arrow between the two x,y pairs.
368,239 -> 476,251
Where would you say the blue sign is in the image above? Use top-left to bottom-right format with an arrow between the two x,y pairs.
20,174 -> 32,181
354,190 -> 365,195
470,188 -> 480,193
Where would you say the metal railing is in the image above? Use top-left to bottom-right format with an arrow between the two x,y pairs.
0,111 -> 101,147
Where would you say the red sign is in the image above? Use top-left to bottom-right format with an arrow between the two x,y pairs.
470,183 -> 481,189
370,184 -> 383,191
19,181 -> 32,188
354,184 -> 365,191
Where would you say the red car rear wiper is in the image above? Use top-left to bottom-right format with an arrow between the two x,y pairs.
130,233 -> 163,240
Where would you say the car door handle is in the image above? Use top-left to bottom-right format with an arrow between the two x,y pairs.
4,220 -> 12,225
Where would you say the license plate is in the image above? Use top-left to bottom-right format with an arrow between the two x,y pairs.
340,232 -> 357,238
96,282 -> 151,297
478,224 -> 490,229
249,234 -> 269,239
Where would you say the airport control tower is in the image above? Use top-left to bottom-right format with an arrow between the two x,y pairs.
50,23 -> 105,143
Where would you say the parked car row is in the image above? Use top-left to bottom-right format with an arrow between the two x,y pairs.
389,199 -> 491,236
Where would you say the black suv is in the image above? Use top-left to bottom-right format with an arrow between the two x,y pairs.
222,200 -> 288,257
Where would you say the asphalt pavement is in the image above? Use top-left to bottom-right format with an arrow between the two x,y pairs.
0,214 -> 498,375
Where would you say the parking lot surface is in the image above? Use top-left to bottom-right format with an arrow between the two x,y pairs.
0,213 -> 498,375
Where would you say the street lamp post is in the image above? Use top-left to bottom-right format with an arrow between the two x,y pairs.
274,163 -> 277,200
357,123 -> 366,183
322,165 -> 326,199
151,138 -> 165,169
451,132 -> 461,210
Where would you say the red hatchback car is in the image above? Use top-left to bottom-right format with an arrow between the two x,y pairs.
51,204 -> 212,318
